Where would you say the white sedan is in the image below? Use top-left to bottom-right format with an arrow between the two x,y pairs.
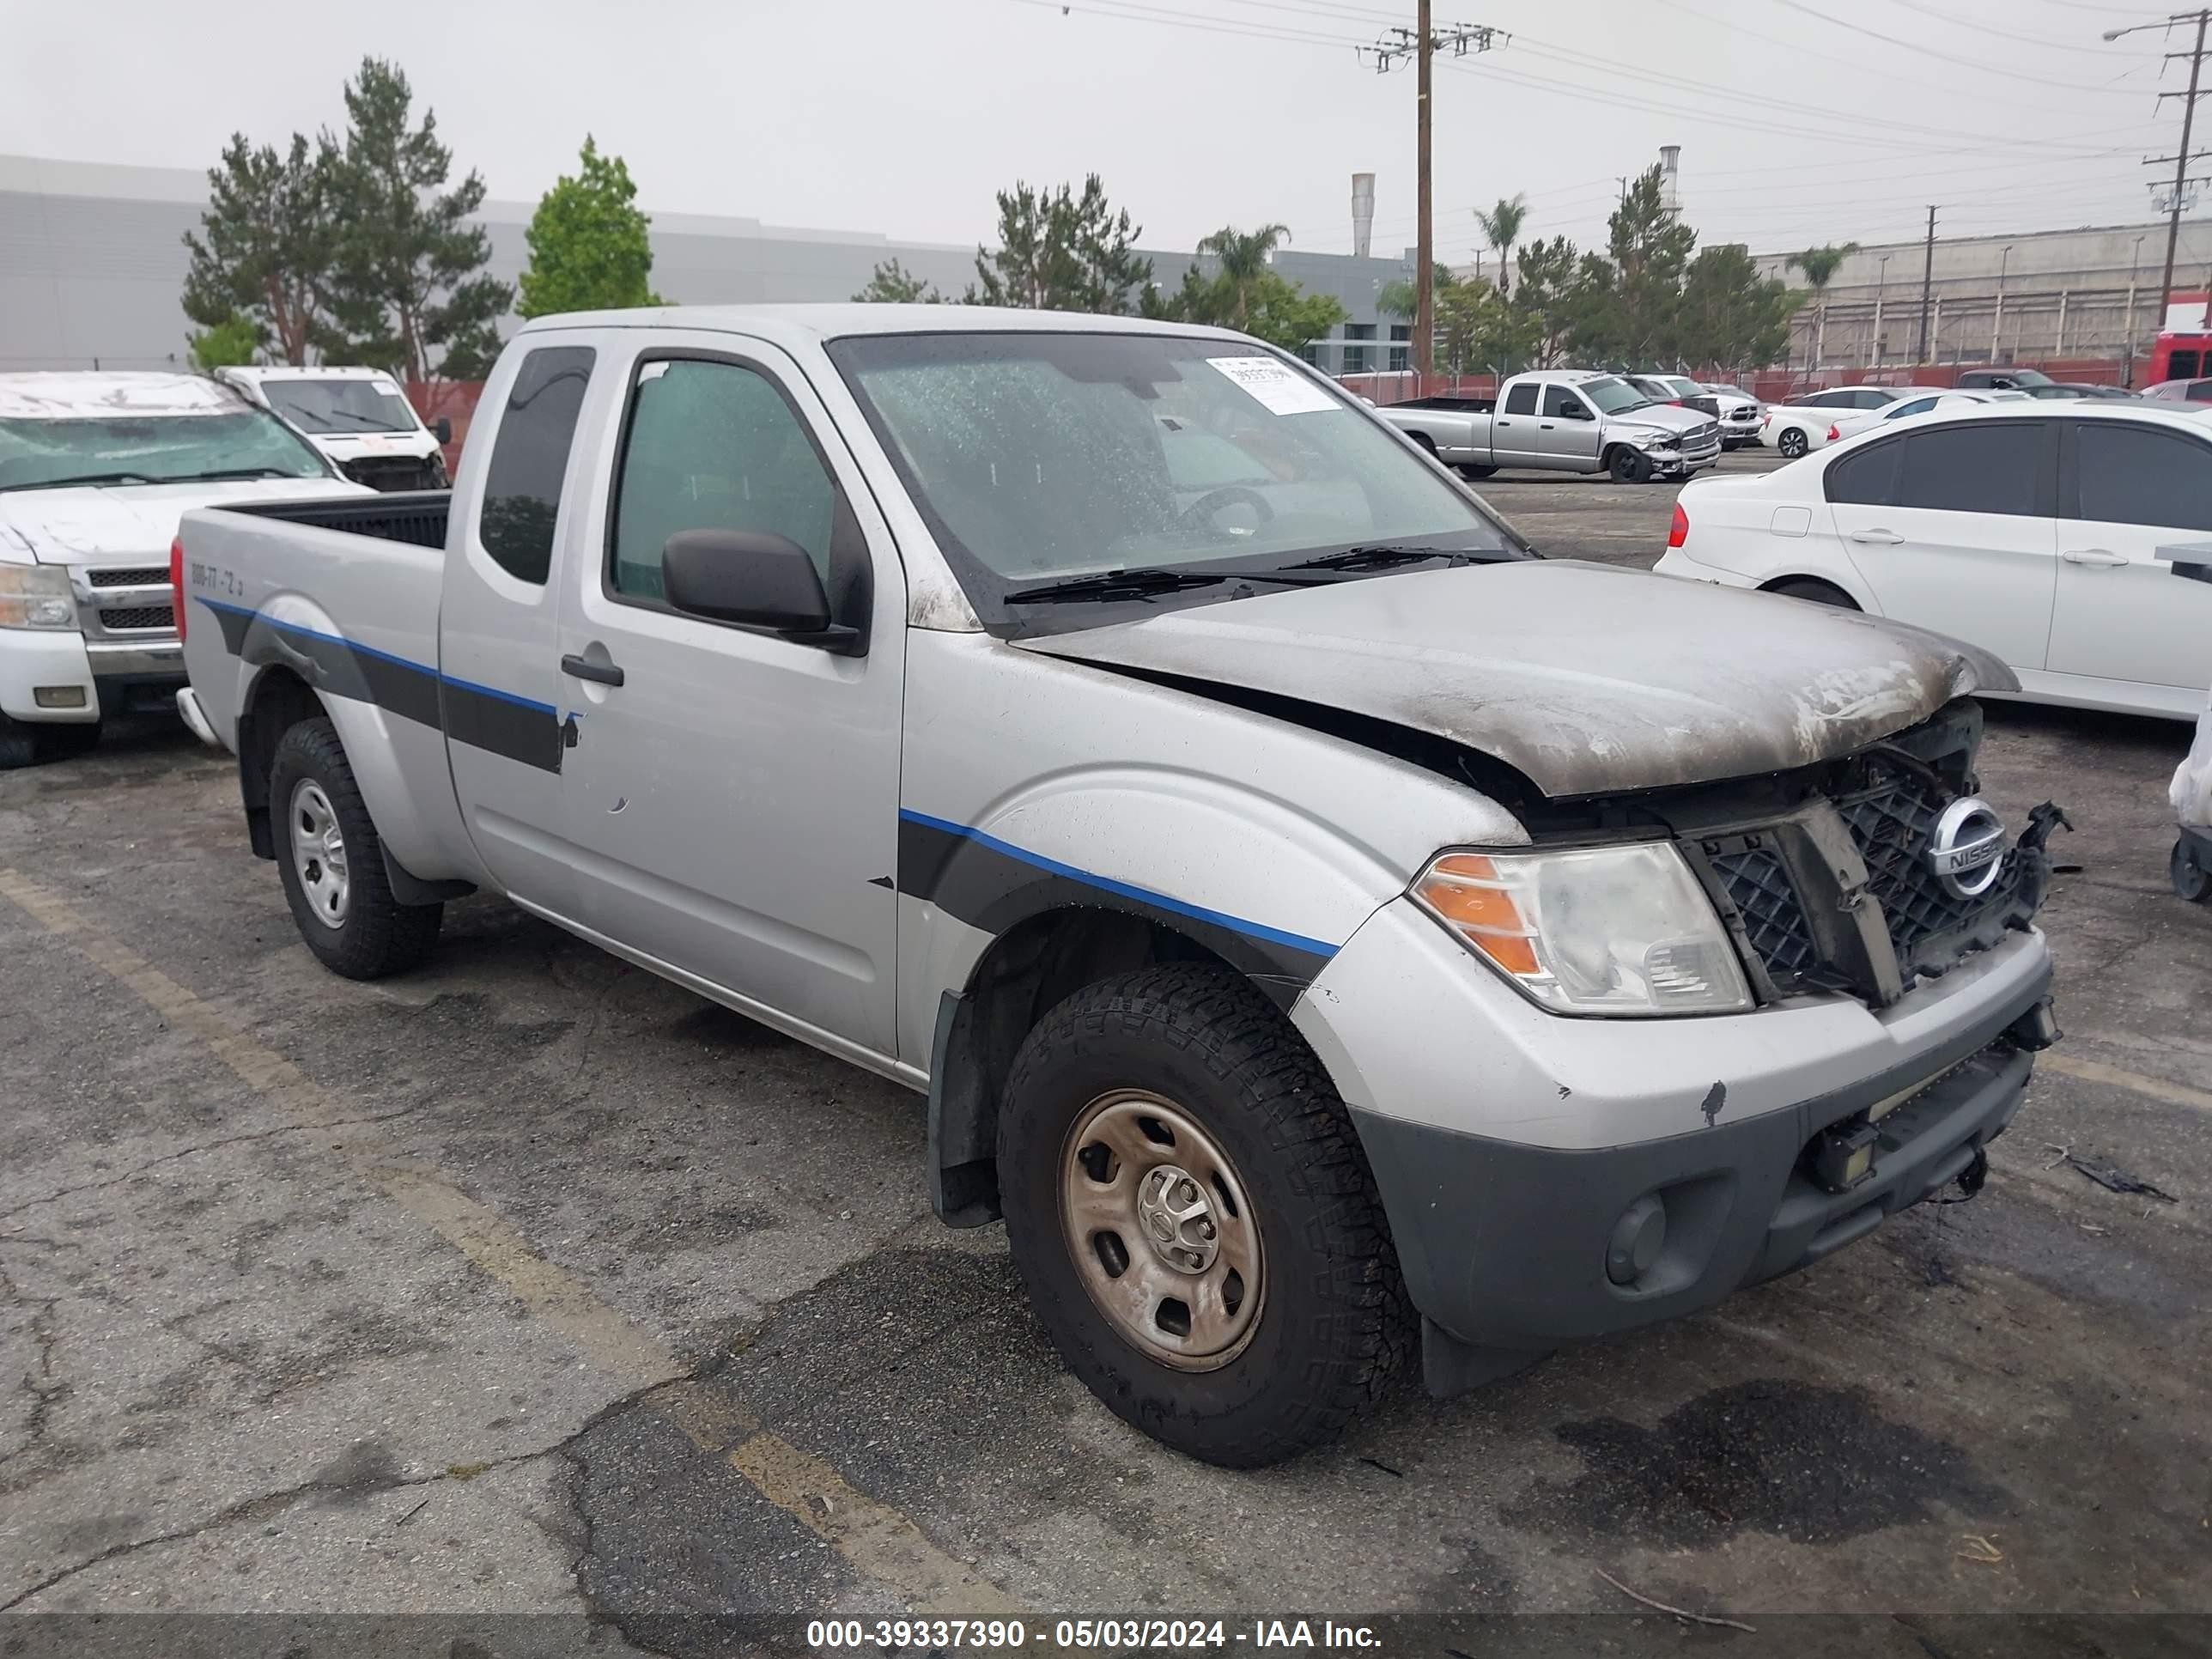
1827,386 -> 2027,441
1759,385 -> 1927,459
1656,402 -> 2212,720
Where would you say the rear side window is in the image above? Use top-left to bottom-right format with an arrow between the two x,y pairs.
2170,349 -> 2200,378
477,346 -> 595,585
1503,382 -> 1539,416
2192,380 -> 2212,401
1855,389 -> 1895,409
2075,422 -> 2212,532
1891,423 -> 2046,514
1827,438 -> 1904,505
609,357 -> 838,603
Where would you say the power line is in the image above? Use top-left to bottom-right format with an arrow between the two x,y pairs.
1767,0 -> 2153,90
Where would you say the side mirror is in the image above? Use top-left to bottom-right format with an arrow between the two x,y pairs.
1559,404 -> 1589,420
433,416 -> 453,446
659,526 -> 860,652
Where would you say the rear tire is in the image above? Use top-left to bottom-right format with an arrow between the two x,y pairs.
1608,446 -> 1652,484
1457,464 -> 1497,481
1408,432 -> 1439,458
0,715 -> 40,770
2173,838 -> 2211,904
268,716 -> 443,979
1765,577 -> 1859,610
998,963 -> 1412,1467
1777,427 -> 1810,459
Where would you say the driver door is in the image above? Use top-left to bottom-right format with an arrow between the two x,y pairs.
1537,385 -> 1601,469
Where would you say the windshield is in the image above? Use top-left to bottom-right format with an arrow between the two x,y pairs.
826,331 -> 1523,627
1581,377 -> 1653,415
1660,377 -> 1704,398
259,376 -> 422,435
0,410 -> 331,491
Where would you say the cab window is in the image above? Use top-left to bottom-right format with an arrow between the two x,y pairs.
477,346 -> 595,585
1541,385 -> 1587,419
609,358 -> 838,605
1503,382 -> 1539,416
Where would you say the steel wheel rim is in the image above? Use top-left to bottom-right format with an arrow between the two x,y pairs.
289,778 -> 350,929
1059,1089 -> 1265,1372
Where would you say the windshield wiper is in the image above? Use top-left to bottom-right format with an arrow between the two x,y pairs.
1281,544 -> 1489,574
165,468 -> 307,483
303,410 -> 401,432
1005,567 -> 1236,605
2,471 -> 160,492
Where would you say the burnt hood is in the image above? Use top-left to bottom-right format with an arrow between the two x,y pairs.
1013,560 -> 2014,799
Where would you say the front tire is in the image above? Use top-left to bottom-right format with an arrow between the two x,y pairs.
1608,446 -> 1653,484
1777,427 -> 1810,459
268,716 -> 443,979
998,964 -> 1411,1467
2173,837 -> 2211,904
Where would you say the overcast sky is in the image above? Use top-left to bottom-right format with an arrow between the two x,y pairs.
0,0 -> 2190,261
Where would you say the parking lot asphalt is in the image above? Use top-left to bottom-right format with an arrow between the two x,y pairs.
3,448 -> 2208,1652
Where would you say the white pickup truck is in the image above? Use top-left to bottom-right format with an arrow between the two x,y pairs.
177,306 -> 2063,1466
0,372 -> 368,767
1376,369 -> 1723,483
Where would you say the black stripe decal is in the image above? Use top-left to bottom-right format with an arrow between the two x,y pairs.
896,811 -> 1336,1009
201,599 -> 561,773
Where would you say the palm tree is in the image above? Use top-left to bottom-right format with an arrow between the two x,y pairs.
1196,223 -> 1291,326
1786,242 -> 1860,372
1474,195 -> 1528,297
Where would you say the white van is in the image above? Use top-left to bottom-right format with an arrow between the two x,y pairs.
216,367 -> 449,491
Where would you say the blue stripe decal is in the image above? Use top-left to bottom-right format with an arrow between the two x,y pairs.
899,808 -> 1339,960
202,599 -> 558,716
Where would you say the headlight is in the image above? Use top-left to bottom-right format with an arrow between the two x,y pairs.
0,565 -> 76,630
1412,842 -> 1753,1017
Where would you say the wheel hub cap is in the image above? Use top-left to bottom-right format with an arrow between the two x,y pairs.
289,778 -> 350,929
1059,1091 -> 1264,1371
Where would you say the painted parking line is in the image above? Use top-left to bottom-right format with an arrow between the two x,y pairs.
0,866 -> 1019,1618
2040,1051 -> 2212,1116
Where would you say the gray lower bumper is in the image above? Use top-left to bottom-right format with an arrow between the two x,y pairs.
175,686 -> 221,748
1353,957 -> 2053,1393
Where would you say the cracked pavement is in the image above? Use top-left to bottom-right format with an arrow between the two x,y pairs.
2,457 -> 2208,1653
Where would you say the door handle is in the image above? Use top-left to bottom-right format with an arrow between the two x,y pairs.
2061,548 -> 2130,567
1848,529 -> 1905,546
1539,422 -> 1556,430
561,653 -> 625,686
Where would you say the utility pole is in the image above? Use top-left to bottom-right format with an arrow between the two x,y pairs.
1915,206 -> 1938,367
2109,9 -> 2212,329
1368,12 -> 1503,378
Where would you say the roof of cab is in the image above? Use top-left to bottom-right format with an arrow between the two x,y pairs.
0,371 -> 249,422
512,301 -> 1250,347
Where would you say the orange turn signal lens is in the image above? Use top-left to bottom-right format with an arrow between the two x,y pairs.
1415,854 -> 1540,976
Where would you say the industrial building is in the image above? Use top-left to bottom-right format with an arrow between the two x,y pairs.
0,152 -> 1413,378
1755,219 -> 2212,377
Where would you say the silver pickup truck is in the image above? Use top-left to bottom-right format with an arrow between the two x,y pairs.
1379,368 -> 1722,483
175,306 -> 2061,1467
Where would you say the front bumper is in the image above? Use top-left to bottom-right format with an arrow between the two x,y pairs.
1656,441 -> 1723,474
1351,962 -> 2050,1386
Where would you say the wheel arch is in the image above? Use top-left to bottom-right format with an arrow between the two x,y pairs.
1757,572 -> 1869,611
927,906 -> 1270,1228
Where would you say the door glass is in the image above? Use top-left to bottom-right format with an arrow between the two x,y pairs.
1503,382 -> 1539,416
2075,424 -> 2212,532
1826,439 -> 1904,505
477,347 -> 596,585
1541,385 -> 1585,419
610,359 -> 837,603
2171,349 -> 2200,378
1893,424 -> 2044,514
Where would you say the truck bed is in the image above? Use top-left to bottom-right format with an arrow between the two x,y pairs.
1387,396 -> 1498,414
221,489 -> 451,551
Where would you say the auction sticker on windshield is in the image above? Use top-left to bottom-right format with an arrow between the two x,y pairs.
1206,356 -> 1337,416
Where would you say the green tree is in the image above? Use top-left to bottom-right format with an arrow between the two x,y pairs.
853,258 -> 945,303
181,133 -> 333,367
1510,236 -> 1600,368
1678,243 -> 1802,373
516,137 -> 661,319
1194,223 -> 1291,328
186,313 -> 263,371
320,58 -> 512,382
1785,242 -> 1860,369
1376,263 -> 1452,323
1602,166 -> 1698,366
1144,262 -> 1342,356
1433,277 -> 1528,375
969,175 -> 1152,313
1474,195 -> 1529,297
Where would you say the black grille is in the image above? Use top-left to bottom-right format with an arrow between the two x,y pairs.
1838,769 -> 2021,974
340,455 -> 443,492
98,604 -> 174,630
88,566 -> 167,588
1710,845 -> 1820,986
